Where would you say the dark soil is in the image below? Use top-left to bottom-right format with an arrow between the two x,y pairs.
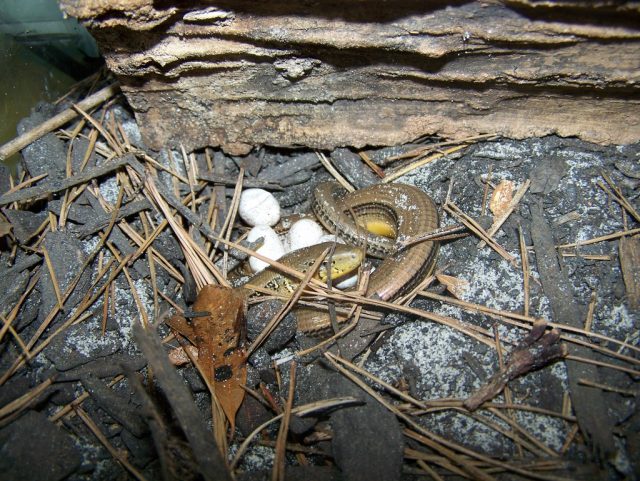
0,93 -> 638,481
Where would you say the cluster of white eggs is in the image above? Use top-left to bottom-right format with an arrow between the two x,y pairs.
238,188 -> 341,274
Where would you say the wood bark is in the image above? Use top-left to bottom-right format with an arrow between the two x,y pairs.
61,0 -> 640,154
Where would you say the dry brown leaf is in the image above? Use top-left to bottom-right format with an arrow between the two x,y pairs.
619,235 -> 640,310
489,180 -> 514,218
167,285 -> 248,431
436,274 -> 469,299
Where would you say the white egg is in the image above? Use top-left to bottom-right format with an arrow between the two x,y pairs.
238,189 -> 281,227
287,219 -> 324,251
247,225 -> 286,273
335,273 -> 358,290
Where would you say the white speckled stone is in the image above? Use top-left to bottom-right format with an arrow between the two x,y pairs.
247,225 -> 286,273
238,189 -> 281,227
287,219 -> 324,251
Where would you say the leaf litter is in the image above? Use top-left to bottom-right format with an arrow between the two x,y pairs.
0,78 -> 637,480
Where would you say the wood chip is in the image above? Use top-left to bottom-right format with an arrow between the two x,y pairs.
619,235 -> 640,310
489,179 -> 514,218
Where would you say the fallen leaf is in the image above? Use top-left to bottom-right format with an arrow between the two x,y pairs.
489,180 -> 514,218
167,285 -> 248,431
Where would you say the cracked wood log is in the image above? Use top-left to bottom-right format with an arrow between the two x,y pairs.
61,1 -> 640,154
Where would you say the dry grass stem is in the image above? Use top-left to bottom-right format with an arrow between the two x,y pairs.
358,151 -> 385,177
0,272 -> 41,346
481,165 -> 493,216
229,396 -> 359,470
565,355 -> 639,377
556,227 -> 640,249
584,291 -> 597,332
599,171 -> 640,223
577,378 -> 638,397
220,168 -> 245,274
273,362 -> 296,481
383,134 -> 498,164
144,175 -> 227,288
382,144 -> 469,183
0,377 -> 53,421
445,201 -> 516,265
324,353 -> 498,481
518,225 -> 531,317
0,255 -> 130,384
418,291 -> 640,361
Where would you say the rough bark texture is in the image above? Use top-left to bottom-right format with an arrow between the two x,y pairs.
61,0 -> 640,154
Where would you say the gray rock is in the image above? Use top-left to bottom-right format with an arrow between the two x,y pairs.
330,148 -> 379,188
81,374 -> 148,437
3,209 -> 47,244
246,300 -> 296,353
0,410 -> 81,481
17,103 -> 67,180
328,374 -> 403,481
38,230 -> 93,322
44,321 -> 122,371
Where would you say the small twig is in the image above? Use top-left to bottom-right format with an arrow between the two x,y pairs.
316,151 -> 355,192
464,322 -> 567,411
0,82 -> 120,162
75,406 -> 149,481
0,154 -> 132,205
198,171 -> 283,190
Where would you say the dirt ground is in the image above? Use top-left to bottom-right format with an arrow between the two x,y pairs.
0,95 -> 638,481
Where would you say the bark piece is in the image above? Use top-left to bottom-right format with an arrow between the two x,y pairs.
328,373 -> 403,481
531,203 -> 614,462
132,322 -> 233,481
619,235 -> 640,310
60,1 -> 640,152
